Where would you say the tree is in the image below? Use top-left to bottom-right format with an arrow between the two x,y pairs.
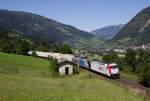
103,52 -> 123,70
103,54 -> 111,62
16,40 -> 30,55
20,40 -> 30,55
56,44 -> 72,54
125,49 -> 137,72
137,60 -> 150,87
49,58 -> 59,77
1,43 -> 13,53
136,50 -> 150,87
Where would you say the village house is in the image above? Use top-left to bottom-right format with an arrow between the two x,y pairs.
58,61 -> 76,75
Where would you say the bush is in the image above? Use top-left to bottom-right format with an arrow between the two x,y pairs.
55,44 -> 73,54
103,54 -> 111,62
136,50 -> 150,87
2,43 -> 13,53
124,49 -> 137,72
31,51 -> 37,57
73,66 -> 81,74
1,38 -> 30,55
16,40 -> 30,55
137,63 -> 150,87
103,52 -> 123,70
49,58 -> 59,77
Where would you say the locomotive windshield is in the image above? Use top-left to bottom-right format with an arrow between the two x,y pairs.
110,65 -> 118,68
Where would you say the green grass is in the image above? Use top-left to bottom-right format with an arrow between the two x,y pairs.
0,52 -> 144,101
0,52 -> 50,78
120,71 -> 139,81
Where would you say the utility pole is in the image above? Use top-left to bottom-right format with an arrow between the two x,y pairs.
50,43 -> 53,58
77,49 -> 80,68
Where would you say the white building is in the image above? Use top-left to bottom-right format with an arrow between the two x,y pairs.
113,49 -> 126,53
58,61 -> 75,75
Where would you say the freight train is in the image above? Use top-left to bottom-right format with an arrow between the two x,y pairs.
72,57 -> 120,78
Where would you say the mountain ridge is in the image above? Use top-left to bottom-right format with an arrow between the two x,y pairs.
91,24 -> 124,39
113,6 -> 150,45
0,9 -> 96,48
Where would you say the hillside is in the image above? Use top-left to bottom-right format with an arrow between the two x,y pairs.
0,9 -> 98,47
0,52 -> 144,101
113,7 -> 150,45
91,24 -> 124,39
0,27 -> 74,54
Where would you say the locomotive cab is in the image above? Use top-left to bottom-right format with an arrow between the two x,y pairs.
108,63 -> 120,78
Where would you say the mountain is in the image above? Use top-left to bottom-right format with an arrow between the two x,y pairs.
113,7 -> 150,46
0,27 -> 47,51
0,9 -> 98,48
91,24 -> 124,39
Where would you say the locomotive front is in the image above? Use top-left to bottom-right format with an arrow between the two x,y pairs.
106,63 -> 120,78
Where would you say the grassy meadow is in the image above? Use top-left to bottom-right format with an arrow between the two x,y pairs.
0,52 -> 144,101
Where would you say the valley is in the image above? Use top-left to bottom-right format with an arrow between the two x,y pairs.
0,1 -> 150,101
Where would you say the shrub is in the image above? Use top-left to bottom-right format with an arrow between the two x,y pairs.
1,43 -> 13,53
49,58 -> 59,77
103,52 -> 123,70
55,44 -> 73,54
136,50 -> 150,87
137,63 -> 150,87
31,51 -> 37,57
16,40 -> 30,55
124,49 -> 137,72
73,66 -> 81,74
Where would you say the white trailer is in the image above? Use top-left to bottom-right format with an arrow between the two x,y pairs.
28,51 -> 74,62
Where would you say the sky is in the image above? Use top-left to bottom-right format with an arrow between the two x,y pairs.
0,0 -> 150,32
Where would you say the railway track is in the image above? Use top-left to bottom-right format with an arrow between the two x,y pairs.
113,77 -> 150,100
84,69 -> 150,100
